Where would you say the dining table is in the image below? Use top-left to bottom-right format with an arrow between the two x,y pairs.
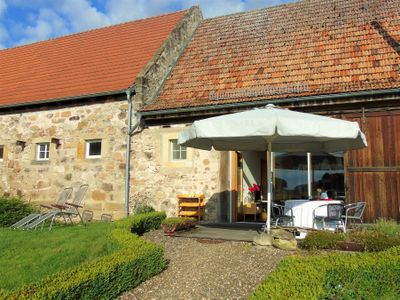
284,199 -> 343,229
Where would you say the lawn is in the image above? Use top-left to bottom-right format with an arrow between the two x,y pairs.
0,222 -> 120,291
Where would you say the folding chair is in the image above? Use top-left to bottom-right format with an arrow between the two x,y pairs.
26,184 -> 88,230
10,187 -> 73,229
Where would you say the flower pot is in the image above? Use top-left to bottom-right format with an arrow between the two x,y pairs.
161,224 -> 178,236
260,211 -> 267,222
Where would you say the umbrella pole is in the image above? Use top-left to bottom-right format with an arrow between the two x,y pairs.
266,142 -> 273,235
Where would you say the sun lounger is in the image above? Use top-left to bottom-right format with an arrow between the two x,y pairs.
26,184 -> 88,230
10,187 -> 73,229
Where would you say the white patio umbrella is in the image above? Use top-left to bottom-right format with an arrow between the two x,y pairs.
178,104 -> 367,234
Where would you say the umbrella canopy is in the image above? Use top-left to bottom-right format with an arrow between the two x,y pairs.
178,105 -> 367,152
178,104 -> 367,234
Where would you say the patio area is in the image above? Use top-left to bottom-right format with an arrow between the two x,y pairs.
175,223 -> 261,242
119,228 -> 289,300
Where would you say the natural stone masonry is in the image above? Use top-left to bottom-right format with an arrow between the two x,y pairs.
0,100 -> 128,219
0,104 -> 224,221
130,124 -> 224,222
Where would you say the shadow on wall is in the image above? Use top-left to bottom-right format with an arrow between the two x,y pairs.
206,190 -> 230,223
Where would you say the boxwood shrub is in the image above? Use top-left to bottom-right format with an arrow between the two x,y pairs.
251,246 -> 400,300
298,230 -> 346,250
299,226 -> 400,252
115,211 -> 166,235
1,211 -> 167,300
0,197 -> 38,227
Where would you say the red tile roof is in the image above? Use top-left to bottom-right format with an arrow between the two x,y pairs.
0,10 -> 187,107
146,0 -> 400,111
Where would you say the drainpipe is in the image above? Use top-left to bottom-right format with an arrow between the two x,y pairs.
124,88 -> 141,217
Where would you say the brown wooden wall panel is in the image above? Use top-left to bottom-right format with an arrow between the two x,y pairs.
345,112 -> 400,222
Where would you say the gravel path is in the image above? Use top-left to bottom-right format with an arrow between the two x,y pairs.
120,230 -> 290,300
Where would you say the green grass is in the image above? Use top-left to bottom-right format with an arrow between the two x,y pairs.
0,222 -> 120,291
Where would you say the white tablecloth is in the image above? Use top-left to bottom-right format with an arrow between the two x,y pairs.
284,199 -> 343,229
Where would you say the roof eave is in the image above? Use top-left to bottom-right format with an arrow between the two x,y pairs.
140,88 -> 400,117
0,89 -> 127,109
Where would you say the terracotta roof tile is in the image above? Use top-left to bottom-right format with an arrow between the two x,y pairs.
0,10 -> 187,107
146,0 -> 400,111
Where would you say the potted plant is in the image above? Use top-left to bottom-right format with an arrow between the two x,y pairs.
161,217 -> 196,236
248,183 -> 261,202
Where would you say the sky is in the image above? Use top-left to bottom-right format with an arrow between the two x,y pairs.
0,0 -> 295,50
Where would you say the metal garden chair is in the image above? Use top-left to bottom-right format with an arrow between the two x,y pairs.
313,203 -> 345,232
343,202 -> 366,230
26,184 -> 88,230
10,187 -> 73,229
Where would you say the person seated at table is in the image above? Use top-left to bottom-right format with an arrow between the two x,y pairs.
325,190 -> 335,200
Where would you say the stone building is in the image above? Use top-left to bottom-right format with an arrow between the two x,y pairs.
1,0 -> 400,223
138,0 -> 400,223
0,7 -> 202,219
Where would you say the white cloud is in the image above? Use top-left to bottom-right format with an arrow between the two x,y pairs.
58,0 -> 109,31
16,8 -> 68,45
3,0 -> 291,48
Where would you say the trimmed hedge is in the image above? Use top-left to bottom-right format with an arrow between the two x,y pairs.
298,230 -> 346,250
115,211 -> 166,235
1,211 -> 167,300
299,226 -> 400,252
251,246 -> 400,300
0,197 -> 37,227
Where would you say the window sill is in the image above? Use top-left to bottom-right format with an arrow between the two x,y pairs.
31,160 -> 51,165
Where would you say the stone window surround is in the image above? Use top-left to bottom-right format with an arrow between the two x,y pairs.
30,138 -> 55,163
77,136 -> 109,161
161,129 -> 193,169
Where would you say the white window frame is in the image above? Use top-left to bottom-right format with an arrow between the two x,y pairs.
36,143 -> 50,161
170,139 -> 187,161
0,145 -> 4,161
85,139 -> 102,159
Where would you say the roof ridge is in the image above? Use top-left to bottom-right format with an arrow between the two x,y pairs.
204,0 -> 301,21
0,9 -> 189,53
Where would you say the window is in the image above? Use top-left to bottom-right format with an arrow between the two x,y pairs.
170,139 -> 187,160
311,152 -> 344,199
36,143 -> 49,160
274,152 -> 308,200
86,139 -> 102,159
0,145 -> 3,160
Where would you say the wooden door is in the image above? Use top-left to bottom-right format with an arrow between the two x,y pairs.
346,112 -> 400,222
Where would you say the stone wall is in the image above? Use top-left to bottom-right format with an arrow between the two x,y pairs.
130,124 -> 226,222
0,99 -> 128,219
0,103 -> 227,221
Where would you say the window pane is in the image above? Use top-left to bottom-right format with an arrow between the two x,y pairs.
180,149 -> 187,159
88,141 -> 101,156
0,146 -> 3,159
171,139 -> 179,151
37,143 -> 49,160
312,152 -> 344,199
172,150 -> 180,160
170,139 -> 187,160
274,153 -> 308,201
